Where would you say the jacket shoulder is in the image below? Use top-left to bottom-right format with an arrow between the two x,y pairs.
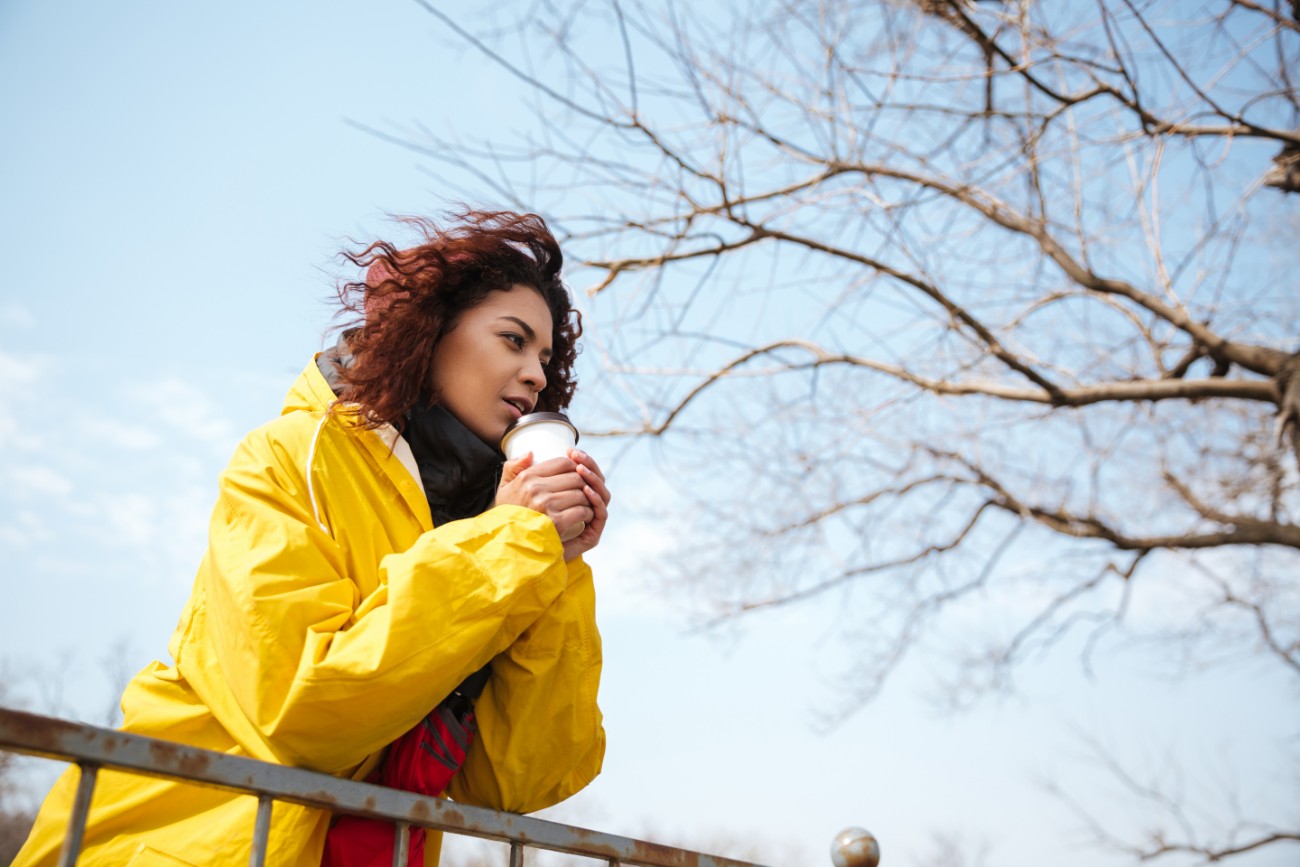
218,409 -> 334,502
232,409 -> 325,463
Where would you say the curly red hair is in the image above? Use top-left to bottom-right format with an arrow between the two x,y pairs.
333,209 -> 582,429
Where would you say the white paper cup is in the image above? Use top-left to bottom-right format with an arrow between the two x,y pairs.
500,412 -> 579,463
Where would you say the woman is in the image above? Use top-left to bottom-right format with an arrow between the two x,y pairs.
14,210 -> 610,866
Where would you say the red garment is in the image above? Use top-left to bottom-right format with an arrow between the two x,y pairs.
322,701 -> 476,867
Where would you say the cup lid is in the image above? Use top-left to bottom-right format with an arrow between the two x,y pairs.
500,412 -> 579,448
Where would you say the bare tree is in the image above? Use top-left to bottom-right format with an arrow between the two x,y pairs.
0,679 -> 35,867
384,0 -> 1299,862
1043,727 -> 1300,865
0,757 -> 33,867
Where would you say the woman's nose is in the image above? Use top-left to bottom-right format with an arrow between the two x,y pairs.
522,357 -> 547,392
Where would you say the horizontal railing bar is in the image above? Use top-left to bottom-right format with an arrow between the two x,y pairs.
0,708 -> 770,867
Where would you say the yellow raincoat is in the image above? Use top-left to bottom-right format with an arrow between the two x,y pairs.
14,358 -> 605,866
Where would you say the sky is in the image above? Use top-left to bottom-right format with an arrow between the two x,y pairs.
0,3 -> 1295,866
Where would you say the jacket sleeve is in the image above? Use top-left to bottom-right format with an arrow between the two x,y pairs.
446,557 -> 605,812
184,424 -> 573,775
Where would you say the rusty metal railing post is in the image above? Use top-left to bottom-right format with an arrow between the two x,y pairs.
248,794 -> 274,867
54,762 -> 98,867
392,821 -> 411,866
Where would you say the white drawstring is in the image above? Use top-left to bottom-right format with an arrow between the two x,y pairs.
305,409 -> 331,534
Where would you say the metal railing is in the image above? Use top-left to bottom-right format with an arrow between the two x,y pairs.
0,708 -> 880,867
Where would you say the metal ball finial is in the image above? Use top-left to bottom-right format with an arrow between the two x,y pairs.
831,826 -> 880,867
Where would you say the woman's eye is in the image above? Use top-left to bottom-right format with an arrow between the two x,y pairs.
502,333 -> 525,349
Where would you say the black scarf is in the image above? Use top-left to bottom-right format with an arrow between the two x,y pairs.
402,403 -> 503,526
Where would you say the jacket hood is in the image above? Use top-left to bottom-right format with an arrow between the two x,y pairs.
282,351 -> 345,417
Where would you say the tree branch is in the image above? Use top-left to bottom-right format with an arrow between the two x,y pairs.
1135,832 -> 1300,862
595,339 -> 1278,438
814,160 -> 1289,377
946,450 -> 1300,550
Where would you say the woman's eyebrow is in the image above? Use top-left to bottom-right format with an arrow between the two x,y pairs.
498,315 -> 537,339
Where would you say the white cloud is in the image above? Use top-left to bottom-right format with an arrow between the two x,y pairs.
0,302 -> 36,330
0,374 -> 216,590
0,347 -> 41,388
126,378 -> 239,455
67,480 -> 213,586
0,350 -> 47,454
82,417 -> 164,451
5,464 -> 74,497
0,415 -> 32,452
100,492 -> 159,549
0,508 -> 54,549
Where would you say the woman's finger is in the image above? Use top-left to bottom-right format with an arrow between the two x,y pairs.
568,449 -> 605,482
526,455 -> 580,476
576,464 -> 610,506
498,453 -> 534,484
515,470 -> 585,498
548,489 -> 594,514
584,484 -> 608,529
554,501 -> 595,539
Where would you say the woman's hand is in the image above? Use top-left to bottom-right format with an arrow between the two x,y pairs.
496,452 -> 593,549
560,449 -> 610,563
494,449 -> 610,562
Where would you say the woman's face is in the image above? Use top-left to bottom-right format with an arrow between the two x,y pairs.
429,283 -> 555,446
